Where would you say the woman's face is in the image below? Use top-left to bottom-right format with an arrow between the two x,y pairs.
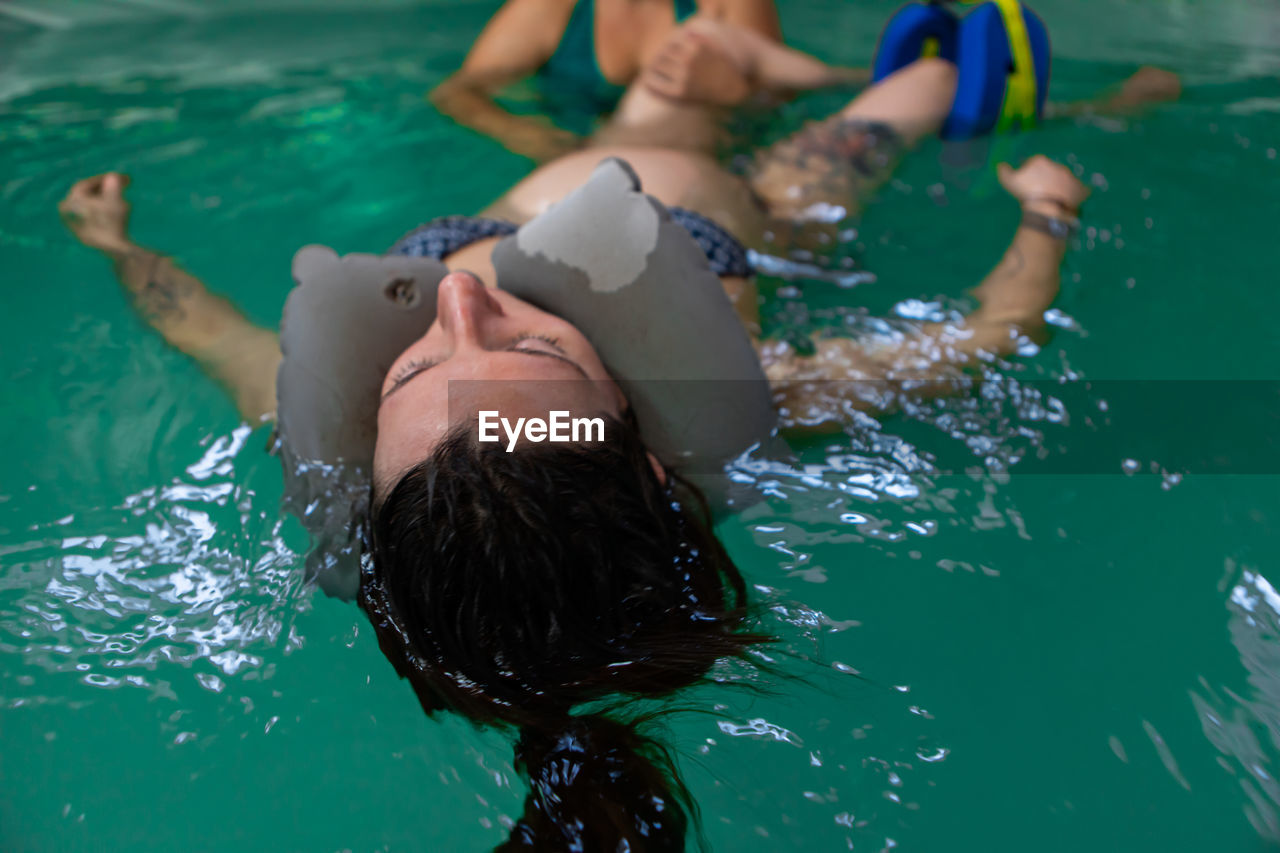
373,270 -> 627,491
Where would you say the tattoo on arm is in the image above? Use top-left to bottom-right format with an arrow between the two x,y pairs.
138,260 -> 195,322
116,251 -> 196,324
102,245 -> 280,419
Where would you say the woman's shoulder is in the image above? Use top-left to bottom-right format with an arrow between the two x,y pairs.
462,0 -> 580,77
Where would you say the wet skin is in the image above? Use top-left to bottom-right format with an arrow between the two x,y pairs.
372,271 -> 627,492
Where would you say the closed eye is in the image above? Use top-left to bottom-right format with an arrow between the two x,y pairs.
380,334 -> 587,402
506,346 -> 590,379
385,357 -> 439,396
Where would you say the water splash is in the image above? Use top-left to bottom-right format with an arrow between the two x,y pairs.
1191,562 -> 1280,842
0,426 -> 307,706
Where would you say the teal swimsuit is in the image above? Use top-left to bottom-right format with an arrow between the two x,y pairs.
538,0 -> 699,109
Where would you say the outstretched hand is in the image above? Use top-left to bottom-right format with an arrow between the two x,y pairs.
997,156 -> 1090,215
59,172 -> 133,254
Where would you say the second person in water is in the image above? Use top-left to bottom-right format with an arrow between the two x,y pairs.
430,0 -> 789,159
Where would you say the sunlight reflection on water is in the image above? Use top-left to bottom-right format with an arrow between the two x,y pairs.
0,425 -> 305,706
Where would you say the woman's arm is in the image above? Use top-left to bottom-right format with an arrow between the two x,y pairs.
764,156 -> 1089,427
1047,66 -> 1182,119
59,173 -> 280,423
428,0 -> 581,163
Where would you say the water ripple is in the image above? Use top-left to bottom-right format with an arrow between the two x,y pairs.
0,425 -> 305,705
1192,561 -> 1280,842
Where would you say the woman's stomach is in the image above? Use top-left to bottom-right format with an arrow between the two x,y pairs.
484,146 -> 766,246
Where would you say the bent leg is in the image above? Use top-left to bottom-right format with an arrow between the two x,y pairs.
748,57 -> 958,223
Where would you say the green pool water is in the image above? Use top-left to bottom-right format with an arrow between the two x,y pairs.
3,1 -> 1280,850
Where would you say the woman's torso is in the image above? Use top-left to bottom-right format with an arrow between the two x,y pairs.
438,145 -> 764,330
484,145 -> 765,245
539,0 -> 699,105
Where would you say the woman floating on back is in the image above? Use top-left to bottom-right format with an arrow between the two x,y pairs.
59,16 -> 1179,850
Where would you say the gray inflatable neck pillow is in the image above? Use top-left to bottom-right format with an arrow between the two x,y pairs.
276,157 -> 775,598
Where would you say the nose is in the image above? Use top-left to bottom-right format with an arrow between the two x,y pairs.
435,270 -> 501,344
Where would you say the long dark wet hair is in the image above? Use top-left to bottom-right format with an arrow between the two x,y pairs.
362,414 -> 769,850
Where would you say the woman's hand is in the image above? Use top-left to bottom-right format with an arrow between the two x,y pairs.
997,156 -> 1090,215
1110,66 -> 1182,110
641,26 -> 754,106
59,172 -> 134,254
503,119 -> 581,163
